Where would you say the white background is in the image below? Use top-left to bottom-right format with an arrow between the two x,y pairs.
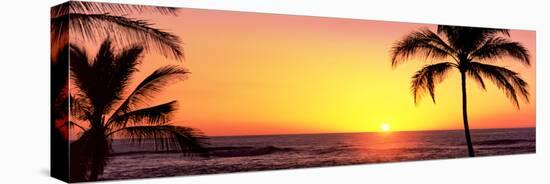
0,0 -> 548,183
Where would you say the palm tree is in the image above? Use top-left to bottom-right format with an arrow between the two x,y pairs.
390,25 -> 531,157
68,39 -> 207,181
50,2 -> 186,180
51,1 -> 184,60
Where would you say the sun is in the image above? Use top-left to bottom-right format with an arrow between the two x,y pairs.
380,123 -> 391,132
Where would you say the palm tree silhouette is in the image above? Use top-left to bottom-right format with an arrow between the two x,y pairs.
391,25 -> 531,157
50,2 -> 186,180
51,1 -> 183,60
68,39 -> 207,181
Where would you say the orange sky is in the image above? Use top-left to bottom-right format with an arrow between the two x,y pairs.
75,7 -> 536,136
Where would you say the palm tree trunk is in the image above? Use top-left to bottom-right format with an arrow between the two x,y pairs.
89,164 -> 100,181
88,133 -> 102,181
87,126 -> 109,181
88,137 -> 105,181
460,71 -> 475,157
90,164 -> 99,181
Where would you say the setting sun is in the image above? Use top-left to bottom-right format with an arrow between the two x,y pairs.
381,123 -> 391,132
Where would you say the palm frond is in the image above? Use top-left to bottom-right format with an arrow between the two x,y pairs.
411,62 -> 456,104
70,39 -> 144,116
108,101 -> 178,129
469,62 -> 529,108
111,66 -> 189,117
70,94 -> 92,121
51,13 -> 183,60
437,25 -> 510,54
56,121 -> 87,132
69,44 -> 95,102
71,40 -> 119,115
50,7 -> 70,52
391,28 -> 455,66
466,68 -> 487,90
51,45 -> 71,136
52,1 -> 178,18
52,45 -> 70,106
470,36 -> 530,65
110,44 -> 144,102
437,25 -> 509,37
112,125 -> 209,156
94,38 -> 116,69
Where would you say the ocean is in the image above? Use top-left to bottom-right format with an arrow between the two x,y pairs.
101,128 -> 535,180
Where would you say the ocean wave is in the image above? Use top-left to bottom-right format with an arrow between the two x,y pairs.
312,145 -> 356,155
474,139 -> 534,146
209,146 -> 294,157
111,146 -> 295,158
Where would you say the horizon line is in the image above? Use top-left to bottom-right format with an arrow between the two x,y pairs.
206,126 -> 536,137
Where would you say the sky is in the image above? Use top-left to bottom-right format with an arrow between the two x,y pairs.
75,7 -> 536,136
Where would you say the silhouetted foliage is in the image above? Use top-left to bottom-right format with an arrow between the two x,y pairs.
391,25 -> 531,157
51,45 -> 70,181
51,1 -> 183,60
68,39 -> 207,181
50,2 -> 188,181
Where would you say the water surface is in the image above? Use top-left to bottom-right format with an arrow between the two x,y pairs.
102,128 -> 535,180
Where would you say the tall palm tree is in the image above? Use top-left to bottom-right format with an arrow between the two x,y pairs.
390,25 -> 531,157
68,39 -> 207,181
51,1 -> 184,60
50,2 -> 185,180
